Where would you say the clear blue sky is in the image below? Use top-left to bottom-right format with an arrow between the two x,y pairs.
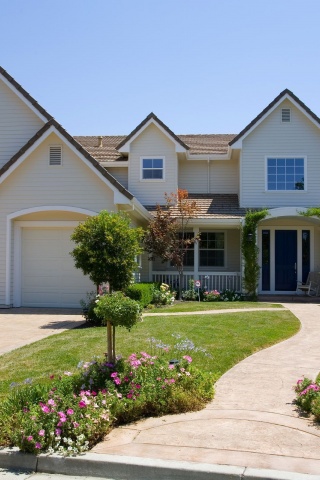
1,0 -> 320,136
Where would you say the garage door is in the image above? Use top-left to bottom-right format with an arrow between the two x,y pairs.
21,228 -> 94,308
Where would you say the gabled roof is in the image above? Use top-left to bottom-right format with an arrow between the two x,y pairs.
116,112 -> 190,152
0,66 -> 53,122
0,119 -> 133,200
75,133 -> 236,162
229,89 -> 320,147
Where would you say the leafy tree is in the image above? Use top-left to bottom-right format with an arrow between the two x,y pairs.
143,189 -> 199,298
241,209 -> 268,299
71,211 -> 143,361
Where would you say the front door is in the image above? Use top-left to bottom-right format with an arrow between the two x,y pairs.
275,230 -> 297,291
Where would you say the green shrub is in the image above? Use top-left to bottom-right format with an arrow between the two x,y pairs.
125,283 -> 155,308
181,280 -> 198,301
294,376 -> 320,414
94,292 -> 142,329
80,291 -> 103,326
152,283 -> 176,305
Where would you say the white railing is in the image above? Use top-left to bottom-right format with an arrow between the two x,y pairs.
152,272 -> 242,292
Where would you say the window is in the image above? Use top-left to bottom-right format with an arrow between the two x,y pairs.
49,145 -> 62,166
170,232 -> 194,267
281,108 -> 291,123
199,232 -> 224,267
267,157 -> 305,191
141,157 -> 164,180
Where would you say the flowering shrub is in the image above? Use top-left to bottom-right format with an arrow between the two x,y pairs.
181,280 -> 199,301
3,351 -> 214,455
203,290 -> 220,302
220,289 -> 243,302
152,283 -> 176,306
294,375 -> 320,418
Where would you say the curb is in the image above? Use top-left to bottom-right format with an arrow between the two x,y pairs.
1,449 -> 320,480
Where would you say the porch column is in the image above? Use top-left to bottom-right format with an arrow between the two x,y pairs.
194,227 -> 199,280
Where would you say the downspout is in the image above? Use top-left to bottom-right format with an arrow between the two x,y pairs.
207,158 -> 210,193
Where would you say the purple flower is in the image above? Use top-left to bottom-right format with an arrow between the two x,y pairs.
41,406 -> 50,413
114,377 -> 121,385
35,442 -> 41,449
78,401 -> 86,408
110,372 -> 118,378
55,428 -> 62,436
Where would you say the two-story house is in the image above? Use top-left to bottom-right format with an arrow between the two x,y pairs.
1,65 -> 319,308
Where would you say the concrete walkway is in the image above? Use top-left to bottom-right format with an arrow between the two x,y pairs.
91,303 -> 320,476
1,303 -> 320,478
0,308 -> 83,356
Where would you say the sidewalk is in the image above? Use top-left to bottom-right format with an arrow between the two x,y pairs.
1,303 -> 320,479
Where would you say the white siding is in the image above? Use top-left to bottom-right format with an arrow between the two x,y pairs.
241,100 -> 320,208
179,156 -> 238,194
106,167 -> 128,189
0,79 -> 45,168
128,124 -> 178,205
0,132 -> 118,305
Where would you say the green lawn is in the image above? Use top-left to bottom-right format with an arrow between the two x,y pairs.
0,309 -> 299,400
147,301 -> 283,313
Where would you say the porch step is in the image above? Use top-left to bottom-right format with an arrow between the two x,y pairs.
258,294 -> 320,304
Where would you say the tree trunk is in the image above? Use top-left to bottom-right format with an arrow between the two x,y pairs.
178,269 -> 184,299
112,324 -> 116,362
107,319 -> 113,363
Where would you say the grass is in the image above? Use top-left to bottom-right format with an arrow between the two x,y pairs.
0,309 -> 299,400
147,301 -> 283,313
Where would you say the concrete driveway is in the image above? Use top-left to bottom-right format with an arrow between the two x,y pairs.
0,308 -> 84,356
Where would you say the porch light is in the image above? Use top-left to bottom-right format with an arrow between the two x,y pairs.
247,233 -> 254,242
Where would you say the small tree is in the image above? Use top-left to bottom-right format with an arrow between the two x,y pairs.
71,211 -> 143,360
143,189 -> 199,298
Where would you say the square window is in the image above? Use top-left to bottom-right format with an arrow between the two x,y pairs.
267,158 -> 305,191
141,158 -> 164,180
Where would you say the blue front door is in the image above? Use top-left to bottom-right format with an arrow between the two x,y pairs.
275,230 -> 297,291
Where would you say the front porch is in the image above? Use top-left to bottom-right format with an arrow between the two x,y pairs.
152,271 -> 242,292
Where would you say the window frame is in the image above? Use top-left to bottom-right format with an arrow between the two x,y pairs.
199,231 -> 225,268
140,156 -> 165,182
265,156 -> 307,192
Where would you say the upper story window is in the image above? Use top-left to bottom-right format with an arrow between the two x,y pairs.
267,157 -> 305,191
49,145 -> 62,166
141,157 -> 164,180
281,108 -> 291,123
199,232 -> 225,267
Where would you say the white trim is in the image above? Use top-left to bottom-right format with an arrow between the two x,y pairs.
266,206 -> 308,218
140,156 -> 165,182
5,206 -> 97,306
101,161 -> 128,167
0,73 -> 49,123
231,94 -> 320,148
118,118 -> 186,153
186,150 -> 232,161
264,156 -> 307,192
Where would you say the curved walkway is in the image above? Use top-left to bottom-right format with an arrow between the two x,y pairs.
92,303 -> 320,476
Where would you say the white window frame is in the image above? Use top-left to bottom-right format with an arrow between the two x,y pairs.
265,156 -> 307,192
49,145 -> 63,166
199,231 -> 226,268
140,156 -> 165,182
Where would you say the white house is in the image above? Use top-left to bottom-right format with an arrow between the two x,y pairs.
1,65 -> 320,308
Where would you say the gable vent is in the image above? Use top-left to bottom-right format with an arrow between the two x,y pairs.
281,108 -> 291,123
49,146 -> 62,166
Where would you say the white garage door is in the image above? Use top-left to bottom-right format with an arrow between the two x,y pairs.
21,228 -> 94,308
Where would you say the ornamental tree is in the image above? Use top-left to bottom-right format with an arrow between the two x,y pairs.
70,211 -> 143,361
143,189 -> 199,298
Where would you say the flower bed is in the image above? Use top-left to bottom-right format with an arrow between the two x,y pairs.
293,373 -> 320,420
1,352 -> 214,455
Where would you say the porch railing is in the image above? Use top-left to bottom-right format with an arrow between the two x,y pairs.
152,272 -> 242,292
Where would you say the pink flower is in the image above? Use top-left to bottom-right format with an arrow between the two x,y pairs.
73,422 -> 79,428
35,442 -> 41,449
41,406 -> 50,413
114,377 -> 121,385
27,436 -> 33,441
47,399 -> 56,406
38,429 -> 45,437
110,372 -> 118,378
78,401 -> 86,408
168,364 -> 175,370
67,408 -> 74,415
64,371 -> 72,376
55,428 -> 61,436
183,355 -> 192,363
